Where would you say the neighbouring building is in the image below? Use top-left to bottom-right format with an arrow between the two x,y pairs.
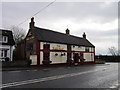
0,29 -> 15,61
25,17 -> 95,66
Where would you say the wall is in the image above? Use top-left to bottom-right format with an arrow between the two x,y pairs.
71,46 -> 85,51
40,52 -> 43,64
50,52 -> 67,64
30,42 -> 95,65
16,43 -> 25,59
30,55 -> 37,65
40,42 -> 67,64
0,45 -> 13,61
84,53 -> 94,61
50,43 -> 67,50
10,46 -> 14,61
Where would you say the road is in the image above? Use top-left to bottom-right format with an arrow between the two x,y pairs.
1,63 -> 120,89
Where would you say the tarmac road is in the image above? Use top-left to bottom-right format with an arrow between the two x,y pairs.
1,63 -> 120,89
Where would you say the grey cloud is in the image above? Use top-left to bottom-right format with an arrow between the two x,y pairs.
2,2 -> 118,55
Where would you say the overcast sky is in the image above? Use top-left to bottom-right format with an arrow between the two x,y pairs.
1,1 -> 118,55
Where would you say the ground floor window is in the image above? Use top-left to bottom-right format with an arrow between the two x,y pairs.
1,50 -> 8,58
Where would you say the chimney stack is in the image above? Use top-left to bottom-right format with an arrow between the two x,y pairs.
83,32 -> 86,39
29,17 -> 35,29
66,28 -> 70,35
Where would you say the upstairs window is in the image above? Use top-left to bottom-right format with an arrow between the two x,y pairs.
85,47 -> 89,52
2,36 -> 8,43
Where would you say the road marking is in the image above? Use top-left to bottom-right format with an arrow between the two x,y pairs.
2,69 -> 103,88
42,69 -> 49,70
110,83 -> 120,88
26,70 -> 31,71
31,70 -> 38,72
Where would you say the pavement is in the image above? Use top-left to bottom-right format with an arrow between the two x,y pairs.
2,65 -> 71,71
2,63 -> 106,71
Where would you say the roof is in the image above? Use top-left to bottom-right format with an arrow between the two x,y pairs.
0,29 -> 15,45
31,27 -> 94,47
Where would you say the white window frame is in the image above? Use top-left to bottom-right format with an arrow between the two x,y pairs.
3,36 -> 8,43
1,50 -> 4,58
1,50 -> 8,58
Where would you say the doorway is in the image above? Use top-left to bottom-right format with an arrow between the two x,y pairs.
43,44 -> 50,61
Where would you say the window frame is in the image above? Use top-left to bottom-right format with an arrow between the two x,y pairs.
1,50 -> 8,58
3,36 -> 8,43
85,47 -> 89,52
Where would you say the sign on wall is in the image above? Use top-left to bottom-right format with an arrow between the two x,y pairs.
52,45 -> 64,50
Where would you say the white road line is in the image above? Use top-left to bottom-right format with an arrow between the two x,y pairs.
1,69 -> 103,88
43,69 -> 48,70
31,70 -> 38,71
26,70 -> 31,71
110,83 -> 120,88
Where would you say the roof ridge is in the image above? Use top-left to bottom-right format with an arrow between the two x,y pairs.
35,26 -> 83,39
0,29 -> 11,31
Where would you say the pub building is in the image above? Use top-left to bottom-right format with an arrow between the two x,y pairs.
25,17 -> 95,66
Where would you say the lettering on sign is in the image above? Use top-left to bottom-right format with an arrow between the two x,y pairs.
52,45 -> 64,50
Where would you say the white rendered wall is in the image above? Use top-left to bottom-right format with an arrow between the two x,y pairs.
40,42 -> 67,50
0,45 -> 14,61
10,46 -> 14,61
50,43 -> 67,50
89,47 -> 94,52
50,52 -> 67,64
30,55 -> 37,65
40,42 -> 44,49
84,53 -> 94,61
40,42 -> 67,64
71,46 -> 85,51
40,52 -> 43,65
40,51 -> 67,64
40,42 -> 94,64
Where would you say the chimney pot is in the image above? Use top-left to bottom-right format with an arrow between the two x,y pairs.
29,17 -> 35,29
83,32 -> 86,39
66,28 -> 70,34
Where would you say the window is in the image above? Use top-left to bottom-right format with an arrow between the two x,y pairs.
85,47 -> 89,52
78,46 -> 81,48
2,36 -> 8,43
1,50 -> 4,57
1,50 -> 7,57
73,45 -> 75,48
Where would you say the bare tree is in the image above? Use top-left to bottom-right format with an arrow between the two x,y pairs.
11,26 -> 25,45
108,46 -> 119,56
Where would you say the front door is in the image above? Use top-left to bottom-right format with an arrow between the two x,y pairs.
73,53 -> 79,63
43,44 -> 50,61
80,53 -> 84,61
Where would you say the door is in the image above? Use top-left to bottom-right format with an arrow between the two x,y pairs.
43,44 -> 50,61
80,52 -> 84,61
73,53 -> 79,63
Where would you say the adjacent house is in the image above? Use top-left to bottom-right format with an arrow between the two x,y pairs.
0,29 -> 15,61
25,17 -> 95,66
